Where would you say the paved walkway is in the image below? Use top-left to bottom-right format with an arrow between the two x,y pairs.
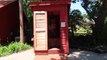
0,49 -> 35,60
0,49 -> 107,60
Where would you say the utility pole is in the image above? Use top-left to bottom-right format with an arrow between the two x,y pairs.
19,0 -> 24,43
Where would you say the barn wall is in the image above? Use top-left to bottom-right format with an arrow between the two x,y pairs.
0,1 -> 19,44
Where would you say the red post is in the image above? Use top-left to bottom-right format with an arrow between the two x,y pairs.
60,6 -> 69,54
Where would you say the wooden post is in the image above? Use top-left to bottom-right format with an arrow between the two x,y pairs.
19,0 -> 24,43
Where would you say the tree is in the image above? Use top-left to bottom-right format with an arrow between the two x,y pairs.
69,9 -> 83,36
19,0 -> 24,43
72,0 -> 107,45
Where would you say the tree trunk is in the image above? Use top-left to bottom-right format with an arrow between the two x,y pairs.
92,0 -> 107,44
82,0 -> 107,44
19,0 -> 24,43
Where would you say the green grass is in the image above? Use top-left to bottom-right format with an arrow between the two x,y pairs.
0,42 -> 31,57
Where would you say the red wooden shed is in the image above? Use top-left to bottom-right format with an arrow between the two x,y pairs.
0,0 -> 19,44
29,0 -> 71,60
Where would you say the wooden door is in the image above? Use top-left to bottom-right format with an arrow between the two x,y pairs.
33,11 -> 48,51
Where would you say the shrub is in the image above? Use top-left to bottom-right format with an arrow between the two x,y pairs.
0,42 -> 31,57
0,46 -> 11,57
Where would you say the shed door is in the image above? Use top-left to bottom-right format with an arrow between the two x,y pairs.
33,11 -> 48,51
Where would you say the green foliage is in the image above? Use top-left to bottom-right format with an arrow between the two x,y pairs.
70,0 -> 107,51
82,1 -> 102,17
8,42 -> 31,53
76,27 -> 87,33
23,0 -> 34,22
69,9 -> 83,31
0,46 -> 11,57
82,14 -> 89,18
0,42 -> 31,57
75,27 -> 92,36
23,0 -> 39,21
69,9 -> 92,36
104,17 -> 107,24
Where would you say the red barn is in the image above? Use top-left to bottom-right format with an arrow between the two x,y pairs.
0,0 -> 19,45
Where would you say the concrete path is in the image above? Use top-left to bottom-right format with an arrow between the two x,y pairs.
0,49 -> 35,60
0,49 -> 107,60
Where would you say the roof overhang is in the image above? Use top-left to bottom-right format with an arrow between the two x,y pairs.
29,1 -> 71,7
0,0 -> 16,8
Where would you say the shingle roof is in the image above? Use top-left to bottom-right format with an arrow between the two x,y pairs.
0,0 -> 16,8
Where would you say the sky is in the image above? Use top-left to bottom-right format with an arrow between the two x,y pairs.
70,1 -> 87,15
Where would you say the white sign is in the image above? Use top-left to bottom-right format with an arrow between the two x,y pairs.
61,22 -> 66,27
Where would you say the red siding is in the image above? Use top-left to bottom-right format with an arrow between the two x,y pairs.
0,1 -> 19,44
29,0 -> 71,54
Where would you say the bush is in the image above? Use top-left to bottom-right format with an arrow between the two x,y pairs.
0,42 -> 31,57
75,27 -> 92,36
0,46 -> 11,57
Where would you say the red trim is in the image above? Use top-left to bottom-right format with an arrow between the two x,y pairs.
29,1 -> 71,7
34,50 -> 48,55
